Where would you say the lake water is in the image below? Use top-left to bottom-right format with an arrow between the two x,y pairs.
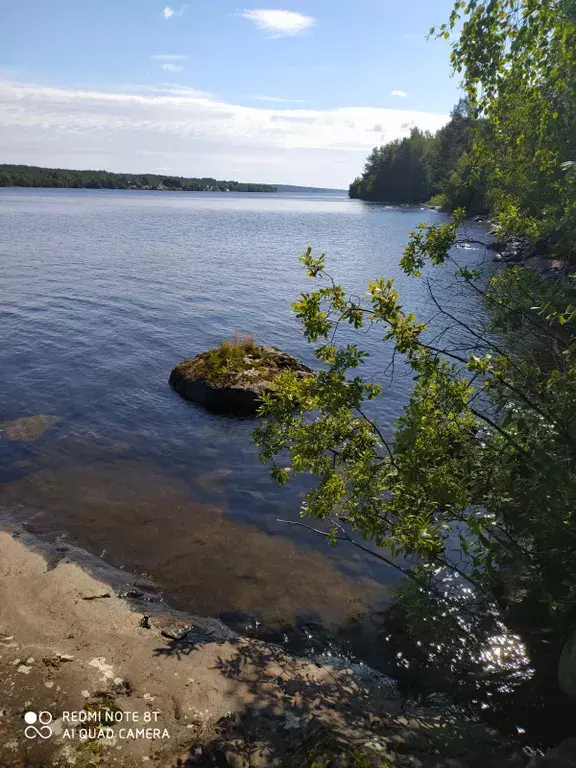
0,188 -> 490,631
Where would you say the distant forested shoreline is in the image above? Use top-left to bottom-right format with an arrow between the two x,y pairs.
0,164 -> 277,193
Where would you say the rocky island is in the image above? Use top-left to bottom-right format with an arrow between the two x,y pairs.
169,334 -> 313,416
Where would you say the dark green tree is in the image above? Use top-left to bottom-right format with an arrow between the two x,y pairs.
0,164 -> 277,194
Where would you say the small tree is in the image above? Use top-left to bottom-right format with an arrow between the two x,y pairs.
252,224 -> 576,676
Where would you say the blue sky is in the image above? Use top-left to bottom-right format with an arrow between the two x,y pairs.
0,1 -> 461,187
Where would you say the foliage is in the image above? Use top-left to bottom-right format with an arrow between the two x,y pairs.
427,193 -> 450,210
437,0 -> 576,255
0,164 -> 276,193
276,1 -> 576,649
183,333 -> 262,386
349,101 -> 487,214
252,235 -> 576,687
251,0 -> 576,742
352,0 -> 576,247
349,127 -> 436,205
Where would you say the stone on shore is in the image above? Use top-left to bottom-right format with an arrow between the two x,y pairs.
501,236 -> 536,263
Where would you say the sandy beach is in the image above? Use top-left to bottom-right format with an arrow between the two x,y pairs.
0,530 -> 405,767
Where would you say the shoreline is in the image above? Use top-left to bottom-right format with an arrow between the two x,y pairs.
0,528 -> 240,767
0,185 -> 278,194
0,530 -> 528,767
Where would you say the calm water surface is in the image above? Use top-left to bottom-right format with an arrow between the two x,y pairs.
0,188 -> 489,628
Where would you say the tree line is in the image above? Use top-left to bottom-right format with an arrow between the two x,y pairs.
0,164 -> 276,193
349,99 -> 487,213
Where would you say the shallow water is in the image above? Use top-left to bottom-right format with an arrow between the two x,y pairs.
0,188 -> 490,627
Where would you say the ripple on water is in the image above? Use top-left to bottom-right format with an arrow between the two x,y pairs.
0,188 -> 492,627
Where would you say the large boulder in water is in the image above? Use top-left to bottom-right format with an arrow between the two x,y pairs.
169,338 -> 313,416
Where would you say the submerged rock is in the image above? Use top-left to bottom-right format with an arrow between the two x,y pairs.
0,414 -> 58,441
169,343 -> 313,416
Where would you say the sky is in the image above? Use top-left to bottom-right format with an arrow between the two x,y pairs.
0,0 -> 462,188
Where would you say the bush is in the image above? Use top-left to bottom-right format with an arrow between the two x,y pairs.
187,333 -> 257,385
427,193 -> 449,210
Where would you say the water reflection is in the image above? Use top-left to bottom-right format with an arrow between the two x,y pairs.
2,189 -> 491,599
376,567 -> 576,747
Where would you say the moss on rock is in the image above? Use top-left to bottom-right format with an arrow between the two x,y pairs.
170,334 -> 312,416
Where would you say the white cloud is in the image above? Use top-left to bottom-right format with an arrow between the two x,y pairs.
150,54 -> 188,61
150,54 -> 187,73
251,95 -> 315,103
390,90 -> 407,98
0,76 -> 448,187
162,5 -> 187,19
114,83 -> 213,98
239,9 -> 316,38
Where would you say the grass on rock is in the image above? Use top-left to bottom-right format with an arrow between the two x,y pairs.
181,333 -> 280,388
